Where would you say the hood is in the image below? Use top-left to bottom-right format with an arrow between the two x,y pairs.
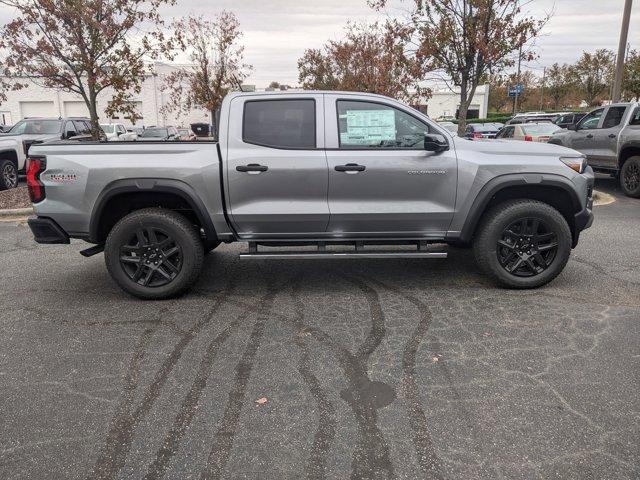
454,137 -> 583,157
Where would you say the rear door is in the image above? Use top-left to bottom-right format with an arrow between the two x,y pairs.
225,94 -> 329,236
323,95 -> 457,237
590,105 -> 628,168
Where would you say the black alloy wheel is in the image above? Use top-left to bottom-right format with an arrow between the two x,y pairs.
496,217 -> 558,277
1,160 -> 18,190
119,226 -> 183,288
622,160 -> 640,193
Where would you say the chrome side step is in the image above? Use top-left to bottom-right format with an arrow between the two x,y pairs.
239,251 -> 447,259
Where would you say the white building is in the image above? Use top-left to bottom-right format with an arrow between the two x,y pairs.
0,65 -> 491,128
412,84 -> 490,120
0,62 -> 211,128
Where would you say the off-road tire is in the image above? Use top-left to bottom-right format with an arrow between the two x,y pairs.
620,156 -> 640,198
105,208 -> 204,299
473,199 -> 572,289
0,159 -> 18,190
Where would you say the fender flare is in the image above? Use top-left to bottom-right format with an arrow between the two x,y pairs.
619,140 -> 640,166
0,148 -> 19,167
89,178 -> 217,245
458,173 -> 582,243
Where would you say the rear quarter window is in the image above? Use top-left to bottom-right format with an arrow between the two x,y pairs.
243,99 -> 316,149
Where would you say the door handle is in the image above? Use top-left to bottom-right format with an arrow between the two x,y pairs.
236,163 -> 268,173
586,134 -> 594,139
335,163 -> 366,173
608,134 -> 616,138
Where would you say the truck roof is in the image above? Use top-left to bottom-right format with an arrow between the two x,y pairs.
225,90 -> 402,101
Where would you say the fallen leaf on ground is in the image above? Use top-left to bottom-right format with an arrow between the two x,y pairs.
256,397 -> 268,405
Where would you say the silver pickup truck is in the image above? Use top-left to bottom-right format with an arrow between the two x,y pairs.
26,91 -> 594,299
549,102 -> 640,197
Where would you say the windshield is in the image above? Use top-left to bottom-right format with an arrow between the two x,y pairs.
474,125 -> 499,133
9,119 -> 62,135
521,124 -> 561,135
141,128 -> 168,138
101,124 -> 115,134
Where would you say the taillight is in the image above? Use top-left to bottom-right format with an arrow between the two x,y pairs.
524,135 -> 533,141
473,132 -> 483,139
26,157 -> 46,203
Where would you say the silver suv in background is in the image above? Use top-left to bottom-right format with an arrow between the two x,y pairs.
548,103 -> 640,197
100,123 -> 138,141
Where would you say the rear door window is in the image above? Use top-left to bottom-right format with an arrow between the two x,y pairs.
629,107 -> 640,126
602,106 -> 627,129
243,99 -> 316,149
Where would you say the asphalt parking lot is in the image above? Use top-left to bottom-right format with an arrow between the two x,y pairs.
1,176 -> 639,480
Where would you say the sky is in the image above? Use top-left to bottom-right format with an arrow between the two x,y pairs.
1,0 -> 639,88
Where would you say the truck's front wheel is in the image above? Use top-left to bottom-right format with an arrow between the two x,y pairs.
620,156 -> 640,198
473,200 -> 572,289
104,208 -> 204,299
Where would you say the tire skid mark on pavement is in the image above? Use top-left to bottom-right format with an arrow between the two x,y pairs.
145,280 -> 290,480
199,281 -> 285,480
371,279 -> 502,479
89,283 -> 234,480
337,273 -> 395,480
365,278 -> 445,480
291,281 -> 337,480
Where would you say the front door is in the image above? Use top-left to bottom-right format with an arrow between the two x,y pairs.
323,96 -> 457,238
569,108 -> 604,161
590,105 -> 627,168
226,95 -> 329,236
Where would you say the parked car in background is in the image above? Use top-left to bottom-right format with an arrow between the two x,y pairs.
548,102 -> 640,197
27,90 -> 594,298
137,126 -> 180,141
554,112 -> 587,129
177,128 -> 197,141
507,113 -> 559,125
437,121 -> 458,134
101,123 -> 138,141
496,122 -> 562,142
0,117 -> 104,159
436,115 -> 456,122
464,123 -> 502,139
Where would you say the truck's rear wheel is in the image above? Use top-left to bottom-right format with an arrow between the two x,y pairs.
473,200 -> 572,289
105,208 -> 204,299
620,156 -> 640,198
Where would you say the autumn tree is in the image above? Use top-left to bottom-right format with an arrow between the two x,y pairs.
372,0 -> 547,134
298,22 -> 428,102
545,63 -> 571,110
623,50 -> 640,101
569,49 -> 614,107
162,12 -> 251,138
0,0 -> 175,139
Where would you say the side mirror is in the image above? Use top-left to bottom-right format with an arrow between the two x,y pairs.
424,133 -> 449,152
65,130 -> 76,139
567,123 -> 578,131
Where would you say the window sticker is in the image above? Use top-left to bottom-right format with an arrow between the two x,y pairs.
340,109 -> 396,145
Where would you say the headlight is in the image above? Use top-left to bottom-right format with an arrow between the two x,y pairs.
560,155 -> 587,174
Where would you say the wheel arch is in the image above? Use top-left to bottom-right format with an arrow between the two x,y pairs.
459,174 -> 582,245
0,149 -> 19,167
89,178 -> 217,247
618,142 -> 640,168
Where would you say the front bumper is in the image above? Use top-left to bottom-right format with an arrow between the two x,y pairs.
28,216 -> 70,244
572,167 -> 595,247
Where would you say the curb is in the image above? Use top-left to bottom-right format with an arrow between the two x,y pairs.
593,190 -> 615,206
0,206 -> 33,220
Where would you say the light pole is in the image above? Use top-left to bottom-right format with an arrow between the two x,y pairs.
612,0 -> 633,102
